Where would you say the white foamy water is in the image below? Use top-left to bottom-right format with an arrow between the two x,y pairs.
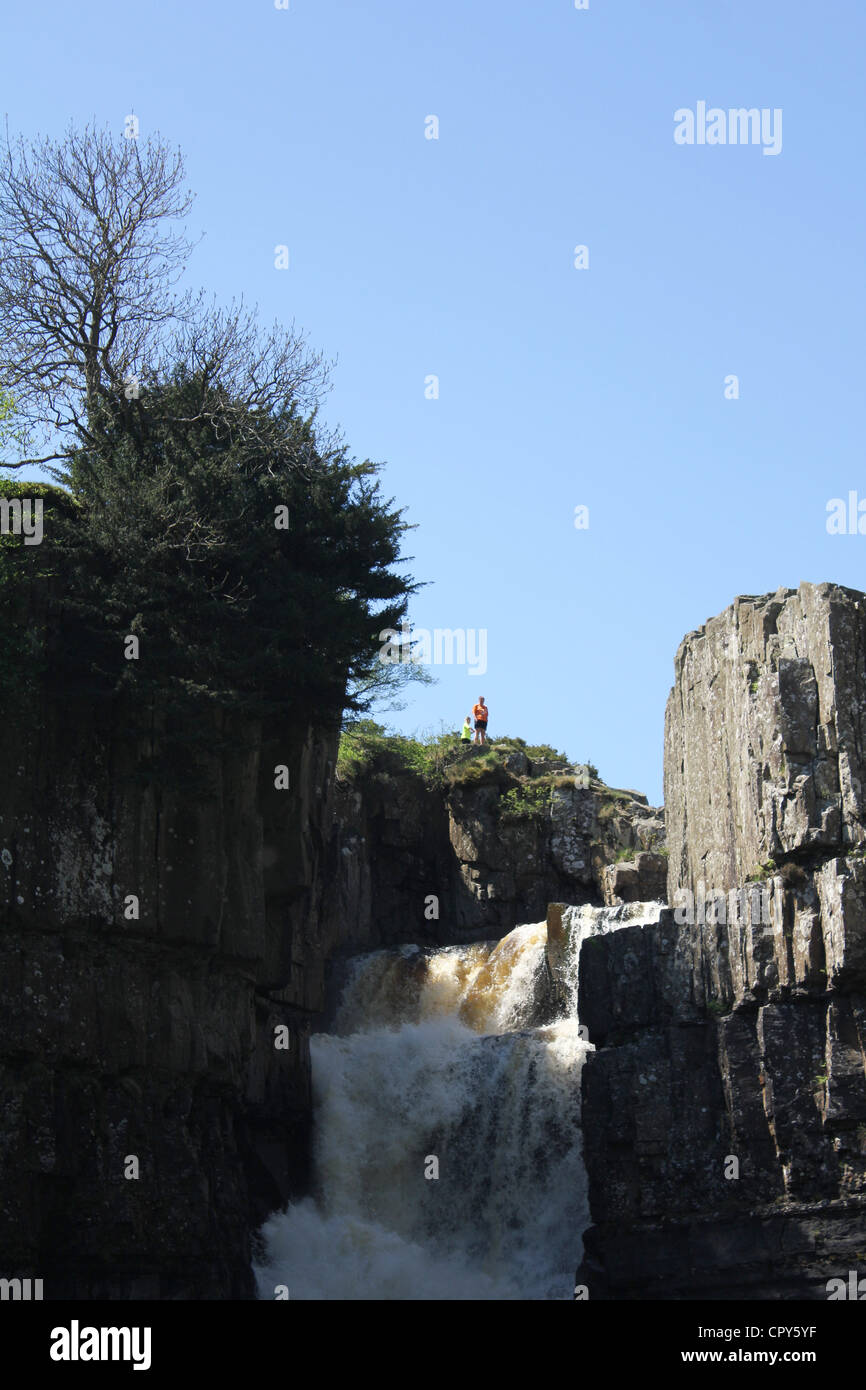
254,905 -> 661,1300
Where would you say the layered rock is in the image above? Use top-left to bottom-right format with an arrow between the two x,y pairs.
577,583 -> 866,1299
0,683 -> 343,1298
664,581 -> 866,900
0,642 -> 666,1299
321,770 -> 454,952
323,759 -> 664,946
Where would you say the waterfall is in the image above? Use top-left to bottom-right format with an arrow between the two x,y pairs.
254,903 -> 663,1300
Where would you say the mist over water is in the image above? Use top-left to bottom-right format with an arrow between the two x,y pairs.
255,906 -> 661,1300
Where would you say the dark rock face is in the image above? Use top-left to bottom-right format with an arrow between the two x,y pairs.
577,583 -> 866,1299
23,575 -> 866,1303
577,901 -> 866,1297
0,668 -> 663,1297
322,769 -> 664,947
0,690 -> 343,1299
320,772 -> 454,954
601,851 -> 668,906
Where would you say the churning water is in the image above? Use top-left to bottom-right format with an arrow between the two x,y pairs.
254,904 -> 662,1300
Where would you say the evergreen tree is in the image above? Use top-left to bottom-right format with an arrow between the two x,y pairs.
7,370 -> 416,742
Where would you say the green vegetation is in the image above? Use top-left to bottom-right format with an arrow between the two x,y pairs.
486,734 -> 570,763
55,374 -> 414,721
0,125 -> 606,788
336,725 -> 601,821
0,386 -> 25,459
499,781 -> 551,824
336,721 -> 459,786
444,752 -> 507,789
0,125 -> 420,752
337,725 -> 589,785
596,788 -> 637,822
0,375 -> 416,747
746,858 -> 777,882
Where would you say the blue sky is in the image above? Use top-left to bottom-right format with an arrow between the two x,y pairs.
5,0 -> 865,804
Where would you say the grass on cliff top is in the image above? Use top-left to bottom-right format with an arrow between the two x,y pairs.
336,720 -> 454,784
336,722 -> 599,809
596,786 -> 649,820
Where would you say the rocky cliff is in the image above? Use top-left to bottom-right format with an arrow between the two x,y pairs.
665,581 -> 866,896
12,572 -> 863,1302
321,747 -> 664,950
0,667 -> 345,1297
0,640 -> 662,1297
576,582 -> 866,1298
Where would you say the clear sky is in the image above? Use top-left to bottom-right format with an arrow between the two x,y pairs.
5,0 -> 865,804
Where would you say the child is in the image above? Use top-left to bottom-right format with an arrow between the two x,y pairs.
460,715 -> 473,744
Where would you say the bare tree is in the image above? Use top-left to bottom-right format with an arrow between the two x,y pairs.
155,300 -> 332,461
0,120 -> 330,470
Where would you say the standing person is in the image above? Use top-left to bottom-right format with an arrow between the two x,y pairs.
460,715 -> 473,744
473,696 -> 489,745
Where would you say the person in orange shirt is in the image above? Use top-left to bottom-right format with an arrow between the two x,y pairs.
473,697 -> 489,745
